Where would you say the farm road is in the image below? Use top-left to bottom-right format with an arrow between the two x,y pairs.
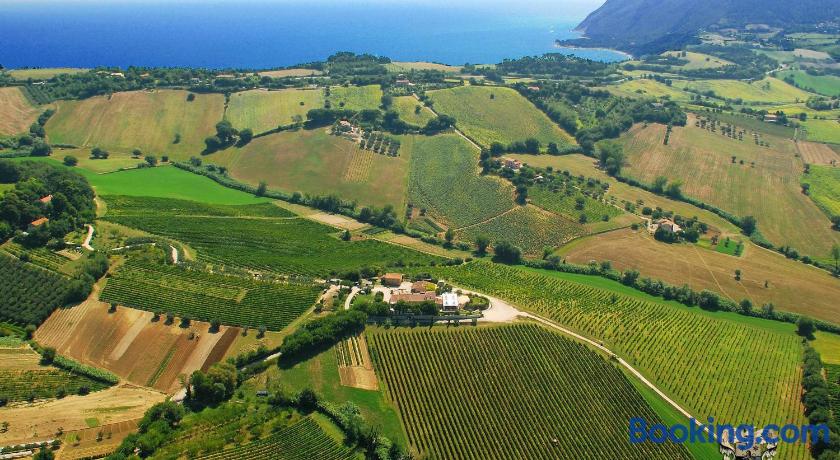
82,224 -> 95,251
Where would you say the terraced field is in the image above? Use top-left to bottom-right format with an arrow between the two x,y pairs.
368,324 -> 691,460
0,86 -> 41,135
210,128 -> 410,210
621,116 -> 840,257
327,84 -> 382,111
102,196 -> 441,276
427,85 -> 575,149
45,90 -> 224,158
455,205 -> 585,256
226,88 -> 324,133
101,259 -> 320,330
416,261 -> 809,460
407,133 -> 514,228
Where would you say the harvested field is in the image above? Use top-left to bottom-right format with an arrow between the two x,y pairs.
45,90 -> 224,158
226,88 -> 324,134
0,87 -> 41,135
35,299 -> 236,393
797,140 -> 840,165
57,418 -> 140,460
621,115 -> 840,257
0,384 -> 164,447
211,129 -> 410,211
385,62 -> 462,72
8,68 -> 87,80
257,68 -> 324,78
557,228 -> 840,324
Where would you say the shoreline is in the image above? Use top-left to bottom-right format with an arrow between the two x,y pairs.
553,40 -> 634,61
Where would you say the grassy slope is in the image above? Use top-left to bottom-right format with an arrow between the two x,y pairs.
226,88 -> 324,134
427,85 -> 575,149
406,133 -> 514,228
673,77 -> 815,104
556,227 -> 840,324
211,128 -> 410,211
54,148 -> 145,173
663,51 -> 733,69
391,96 -> 433,126
8,68 -> 87,80
327,85 -> 382,111
46,90 -> 224,159
621,117 -> 840,257
802,165 -> 840,219
813,331 -> 840,365
776,70 -> 840,97
606,79 -> 692,101
802,119 -> 840,144
0,87 -> 40,135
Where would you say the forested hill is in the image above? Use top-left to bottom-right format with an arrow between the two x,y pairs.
568,0 -> 840,55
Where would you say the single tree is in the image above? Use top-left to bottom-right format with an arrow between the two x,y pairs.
256,181 -> 268,197
474,235 -> 490,256
63,156 -> 78,167
796,316 -> 816,339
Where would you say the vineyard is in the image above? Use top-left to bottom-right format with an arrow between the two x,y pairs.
2,242 -> 74,273
407,133 -> 514,228
104,196 -> 295,218
528,185 -> 622,224
426,86 -> 575,150
414,262 -> 810,460
828,364 -> 840,426
0,252 -> 75,325
103,196 -> 441,276
0,342 -> 111,402
195,416 -> 355,460
367,324 -> 690,460
455,205 -> 585,256
100,259 -> 320,330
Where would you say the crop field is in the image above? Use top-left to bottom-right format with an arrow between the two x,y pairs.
36,298 -> 239,393
102,195 -> 441,276
0,252 -> 74,326
257,68 -> 324,78
662,51 -> 732,69
55,148 -> 147,173
0,87 -> 41,135
0,341 -> 111,402
194,416 -> 355,460
45,90 -> 224,158
528,184 -> 623,223
606,79 -> 691,101
103,195 -> 293,218
385,61 -> 462,72
407,133 -> 514,228
814,332 -> 840,366
801,119 -> 840,144
557,228 -> 840,324
100,259 -> 320,331
0,384 -> 164,447
673,77 -> 814,104
368,324 -> 690,460
776,70 -> 840,96
621,117 -> 840,257
456,205 -> 586,256
392,96 -> 434,126
7,67 -> 87,80
211,128 -> 409,210
427,86 -> 575,149
326,84 -> 382,111
802,165 -> 840,219
226,89 -> 324,134
797,141 -> 840,165
418,262 -> 809,459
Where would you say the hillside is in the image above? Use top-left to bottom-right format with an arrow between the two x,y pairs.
571,0 -> 840,55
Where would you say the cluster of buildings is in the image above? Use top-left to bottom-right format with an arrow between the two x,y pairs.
380,273 -> 467,314
648,217 -> 682,235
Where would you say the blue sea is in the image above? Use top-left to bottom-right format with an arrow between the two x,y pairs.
0,1 -> 626,70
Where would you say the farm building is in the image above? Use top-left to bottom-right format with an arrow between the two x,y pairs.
30,217 -> 49,227
503,158 -> 523,170
39,195 -> 53,204
654,218 -> 682,234
440,292 -> 459,313
381,273 -> 403,287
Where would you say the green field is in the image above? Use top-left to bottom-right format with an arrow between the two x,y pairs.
455,205 -> 585,256
427,85 -> 575,149
607,79 -> 692,101
802,165 -> 840,219
407,133 -> 514,228
226,89 -> 325,134
413,261 -> 809,460
368,324 -> 691,460
673,77 -> 815,104
802,119 -> 840,144
621,117 -> 840,257
102,195 -> 441,276
210,128 -> 410,210
101,258 -> 320,330
529,184 -> 623,224
777,70 -> 840,97
327,85 -> 382,111
46,90 -> 224,158
391,96 -> 434,126
7,67 -> 87,80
